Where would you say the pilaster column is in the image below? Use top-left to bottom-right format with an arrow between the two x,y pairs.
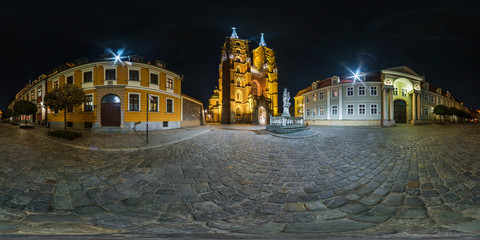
412,92 -> 416,121
382,88 -> 388,121
417,94 -> 421,120
339,87 -> 343,120
389,89 -> 394,121
327,89 -> 331,120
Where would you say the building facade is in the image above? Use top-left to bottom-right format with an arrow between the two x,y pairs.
297,66 -> 472,126
10,56 -> 203,131
207,28 -> 278,124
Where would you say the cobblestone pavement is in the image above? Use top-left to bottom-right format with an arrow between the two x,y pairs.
0,122 -> 480,238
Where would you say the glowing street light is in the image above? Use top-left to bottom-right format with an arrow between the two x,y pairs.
106,49 -> 128,65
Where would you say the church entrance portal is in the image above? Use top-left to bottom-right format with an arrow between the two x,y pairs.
258,106 -> 267,125
394,100 -> 407,123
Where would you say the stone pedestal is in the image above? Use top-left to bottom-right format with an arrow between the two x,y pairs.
383,120 -> 396,127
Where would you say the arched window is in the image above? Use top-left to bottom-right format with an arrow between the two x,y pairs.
251,81 -> 258,96
236,80 -> 240,87
235,90 -> 243,102
235,57 -> 241,62
236,107 -> 242,116
236,66 -> 241,73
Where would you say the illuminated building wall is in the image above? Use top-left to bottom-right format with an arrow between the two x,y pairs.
208,29 -> 278,124
297,66 -> 472,126
11,56 -> 202,131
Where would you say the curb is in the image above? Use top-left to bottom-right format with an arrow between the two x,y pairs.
21,127 -> 213,152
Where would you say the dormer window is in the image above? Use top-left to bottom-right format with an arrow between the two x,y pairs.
331,76 -> 340,84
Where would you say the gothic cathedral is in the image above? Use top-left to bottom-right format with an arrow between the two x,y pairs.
208,28 -> 278,124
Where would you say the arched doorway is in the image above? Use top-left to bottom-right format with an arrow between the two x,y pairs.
258,106 -> 267,125
101,94 -> 121,126
394,100 -> 406,123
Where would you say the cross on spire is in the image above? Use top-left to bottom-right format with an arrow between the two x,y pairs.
259,33 -> 266,47
231,27 -> 239,39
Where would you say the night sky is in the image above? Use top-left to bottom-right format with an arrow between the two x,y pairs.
1,1 -> 480,112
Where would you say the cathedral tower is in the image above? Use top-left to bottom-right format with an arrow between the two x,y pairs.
208,28 -> 278,124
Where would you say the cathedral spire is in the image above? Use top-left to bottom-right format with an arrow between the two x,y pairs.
230,27 -> 239,39
259,33 -> 266,47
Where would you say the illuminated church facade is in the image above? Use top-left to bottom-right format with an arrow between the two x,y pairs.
207,28 -> 278,124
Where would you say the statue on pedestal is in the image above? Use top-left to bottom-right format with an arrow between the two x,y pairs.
282,88 -> 291,117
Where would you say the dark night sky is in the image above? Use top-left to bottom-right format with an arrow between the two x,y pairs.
1,1 -> 480,112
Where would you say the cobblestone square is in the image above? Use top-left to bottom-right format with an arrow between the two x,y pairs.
0,122 -> 479,238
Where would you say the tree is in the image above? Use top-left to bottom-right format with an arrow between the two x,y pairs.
1,109 -> 14,121
433,105 -> 449,123
13,100 -> 38,126
44,84 -> 86,131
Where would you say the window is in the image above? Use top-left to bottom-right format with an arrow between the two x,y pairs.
312,93 -> 317,101
331,89 -> 338,98
358,86 -> 365,96
312,107 -> 317,116
347,104 -> 354,115
430,95 -> 434,103
167,78 -> 173,89
319,92 -> 324,100
163,121 -> 168,127
347,87 -> 354,96
149,95 -> 158,112
331,105 -> 338,115
371,104 -> 378,115
66,76 -> 73,85
30,91 -> 35,101
370,86 -> 377,96
306,108 -> 311,116
306,96 -> 310,103
424,107 -> 429,116
129,70 -> 139,81
37,87 -> 42,97
106,69 -> 116,80
166,98 -> 173,113
84,122 -> 93,129
67,122 -> 73,128
84,71 -> 93,82
53,81 -> 59,89
236,80 -> 240,87
393,87 -> 398,96
424,94 -> 429,101
319,106 -> 325,115
359,104 -> 366,115
84,95 -> 93,112
401,88 -> 407,97
150,73 -> 158,84
129,94 -> 140,111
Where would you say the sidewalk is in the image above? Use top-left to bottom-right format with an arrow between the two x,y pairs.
18,123 -> 213,151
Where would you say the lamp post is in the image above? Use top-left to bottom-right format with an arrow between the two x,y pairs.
146,93 -> 151,143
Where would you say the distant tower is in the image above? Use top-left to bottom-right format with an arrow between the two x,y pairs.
208,28 -> 278,124
252,33 -> 278,116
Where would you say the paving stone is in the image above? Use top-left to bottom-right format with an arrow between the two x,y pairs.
324,197 -> 348,209
274,212 -> 314,223
255,203 -> 283,215
284,203 -> 305,212
305,200 -> 327,211
448,221 -> 480,232
314,209 -> 348,220
75,205 -> 105,215
384,193 -> 404,206
359,196 -> 383,206
442,193 -> 461,203
405,196 -> 424,206
349,211 -> 391,223
285,219 -> 375,233
431,210 -> 475,224
396,207 -> 428,219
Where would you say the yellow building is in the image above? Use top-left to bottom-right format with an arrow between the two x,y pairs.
208,28 -> 278,124
294,87 -> 310,117
11,55 -> 203,131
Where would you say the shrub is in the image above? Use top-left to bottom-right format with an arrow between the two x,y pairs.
48,130 -> 82,140
433,105 -> 449,116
